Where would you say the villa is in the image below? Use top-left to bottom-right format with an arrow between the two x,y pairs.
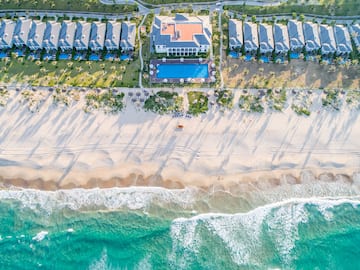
151,14 -> 212,56
13,18 -> 32,47
58,21 -> 76,51
274,23 -> 290,54
0,19 -> 16,49
319,24 -> 336,56
228,19 -> 243,51
105,21 -> 121,51
89,22 -> 106,51
74,21 -> 91,51
243,21 -> 259,54
303,22 -> 321,53
287,20 -> 304,52
349,24 -> 360,53
42,21 -> 61,51
334,25 -> 352,56
120,21 -> 136,52
258,23 -> 274,55
27,20 -> 46,51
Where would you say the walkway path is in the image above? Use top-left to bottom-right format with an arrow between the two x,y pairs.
218,9 -> 224,89
138,14 -> 148,89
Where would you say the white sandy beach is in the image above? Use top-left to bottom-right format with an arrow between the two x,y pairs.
0,88 -> 360,190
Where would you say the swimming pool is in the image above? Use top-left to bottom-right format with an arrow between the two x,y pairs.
156,64 -> 209,79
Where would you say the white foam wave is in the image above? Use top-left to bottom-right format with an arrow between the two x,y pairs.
32,231 -> 48,242
66,228 -> 74,233
0,187 -> 200,213
168,197 -> 360,268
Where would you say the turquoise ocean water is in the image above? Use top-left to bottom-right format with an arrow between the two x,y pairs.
0,187 -> 360,269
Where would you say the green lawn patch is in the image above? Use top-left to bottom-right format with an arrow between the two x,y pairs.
0,0 -> 138,13
266,89 -> 287,111
84,90 -> 125,114
143,91 -> 183,114
346,91 -> 360,110
322,89 -> 342,110
238,93 -> 264,113
187,91 -> 208,116
215,89 -> 234,109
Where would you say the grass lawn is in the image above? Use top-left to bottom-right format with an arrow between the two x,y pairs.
187,91 -> 208,115
215,89 -> 234,109
224,0 -> 360,16
238,93 -> 264,113
0,0 -> 138,13
0,57 -> 140,88
143,91 -> 183,114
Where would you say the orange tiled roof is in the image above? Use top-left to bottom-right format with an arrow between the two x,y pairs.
161,22 -> 203,42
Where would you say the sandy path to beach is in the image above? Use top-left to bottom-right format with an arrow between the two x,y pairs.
0,89 -> 359,189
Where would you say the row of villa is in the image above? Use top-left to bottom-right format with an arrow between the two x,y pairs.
229,19 -> 360,57
0,18 -> 136,52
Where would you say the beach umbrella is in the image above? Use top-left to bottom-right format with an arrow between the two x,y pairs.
163,79 -> 168,83
212,70 -> 216,75
201,78 -> 205,83
149,64 -> 154,69
144,91 -> 149,96
187,78 -> 192,82
128,92 -> 133,97
180,78 -> 184,83
211,63 -> 216,68
136,92 -> 141,97
162,57 -> 166,62
180,57 -> 184,62
149,70 -> 154,75
199,57 -> 203,62
211,76 -> 216,82
131,98 -> 137,102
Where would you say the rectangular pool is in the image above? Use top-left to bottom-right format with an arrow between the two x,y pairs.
156,63 -> 209,79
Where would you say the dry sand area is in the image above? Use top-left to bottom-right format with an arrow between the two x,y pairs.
222,56 -> 360,90
1,89 -> 360,190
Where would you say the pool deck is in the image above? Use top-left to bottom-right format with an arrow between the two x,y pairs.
149,58 -> 214,84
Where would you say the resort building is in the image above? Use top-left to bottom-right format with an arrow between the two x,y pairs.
349,24 -> 360,53
58,21 -> 76,51
74,22 -> 91,51
151,14 -> 212,56
42,21 -> 61,51
120,21 -> 136,52
287,20 -> 304,52
334,25 -> 352,55
27,20 -> 46,51
89,22 -> 106,51
243,21 -> 259,54
228,19 -> 243,51
303,22 -> 321,53
0,19 -> 16,49
274,23 -> 290,54
105,21 -> 121,50
258,23 -> 274,54
319,24 -> 336,56
13,18 -> 32,47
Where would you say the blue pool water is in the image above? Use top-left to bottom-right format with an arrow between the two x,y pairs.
260,56 -> 270,63
229,51 -> 239,58
89,54 -> 100,61
245,55 -> 252,61
15,50 -> 24,57
105,53 -> 115,60
157,64 -> 209,79
120,54 -> 130,60
290,52 -> 300,59
0,52 -> 7,59
59,53 -> 69,60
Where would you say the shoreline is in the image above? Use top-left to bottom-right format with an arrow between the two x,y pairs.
1,166 -> 359,192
